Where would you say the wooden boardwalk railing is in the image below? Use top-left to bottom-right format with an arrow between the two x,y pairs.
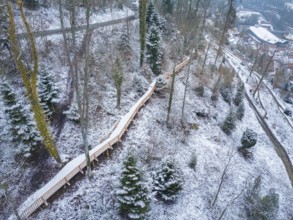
14,57 -> 190,219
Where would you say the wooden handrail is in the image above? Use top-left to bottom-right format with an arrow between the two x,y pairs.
13,57 -> 189,219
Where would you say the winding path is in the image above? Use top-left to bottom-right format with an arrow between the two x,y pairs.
12,58 -> 190,219
224,49 -> 293,188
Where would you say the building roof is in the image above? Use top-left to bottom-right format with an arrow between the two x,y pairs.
249,26 -> 287,44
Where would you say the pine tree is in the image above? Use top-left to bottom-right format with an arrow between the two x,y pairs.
236,101 -> 245,121
146,26 -> 162,75
1,83 -> 40,156
146,3 -> 161,31
116,156 -> 150,219
38,70 -> 59,117
221,110 -> 236,135
146,2 -> 155,28
63,104 -> 80,123
234,82 -> 245,106
153,162 -> 183,203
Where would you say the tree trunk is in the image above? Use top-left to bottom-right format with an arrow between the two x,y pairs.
166,64 -> 176,126
253,49 -> 277,97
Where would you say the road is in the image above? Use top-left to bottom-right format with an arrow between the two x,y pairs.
16,15 -> 136,39
224,48 -> 293,187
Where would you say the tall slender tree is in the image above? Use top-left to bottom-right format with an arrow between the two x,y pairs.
139,0 -> 147,67
213,0 -> 236,66
7,0 -> 61,163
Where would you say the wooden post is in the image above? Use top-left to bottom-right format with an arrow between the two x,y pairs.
78,165 -> 84,174
64,177 -> 70,186
41,196 -> 48,206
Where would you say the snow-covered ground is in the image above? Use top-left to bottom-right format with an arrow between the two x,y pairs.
29,61 -> 293,219
2,3 -> 293,220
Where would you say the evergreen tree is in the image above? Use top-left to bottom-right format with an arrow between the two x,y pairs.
146,2 -> 155,28
1,83 -> 40,156
236,101 -> 245,121
153,162 -> 183,203
63,104 -> 80,123
146,2 -> 162,31
221,110 -> 236,135
116,156 -> 150,219
38,70 -> 59,117
234,82 -> 245,106
161,0 -> 174,14
146,26 -> 162,75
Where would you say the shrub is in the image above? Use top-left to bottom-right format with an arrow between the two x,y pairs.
221,110 -> 236,135
188,152 -> 197,170
195,85 -> 204,97
245,176 -> 279,220
153,162 -> 182,203
284,108 -> 292,117
241,129 -> 257,149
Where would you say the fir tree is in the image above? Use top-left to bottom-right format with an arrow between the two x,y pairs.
153,162 -> 183,203
221,110 -> 236,135
63,104 -> 80,123
146,2 -> 155,28
116,156 -> 150,219
38,70 -> 59,117
146,26 -> 162,75
146,3 -> 162,31
234,82 -> 245,106
1,83 -> 40,156
236,101 -> 245,121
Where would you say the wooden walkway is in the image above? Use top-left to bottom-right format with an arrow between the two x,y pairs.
15,57 -> 190,219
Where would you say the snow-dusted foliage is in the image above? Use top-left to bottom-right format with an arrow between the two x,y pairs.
221,110 -> 236,135
116,156 -> 150,219
234,82 -> 245,106
1,83 -> 40,156
241,128 -> 257,149
153,162 -> 183,203
236,101 -> 245,120
63,104 -> 80,123
37,69 -> 59,117
244,176 -> 279,220
146,25 -> 162,75
220,86 -> 232,105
